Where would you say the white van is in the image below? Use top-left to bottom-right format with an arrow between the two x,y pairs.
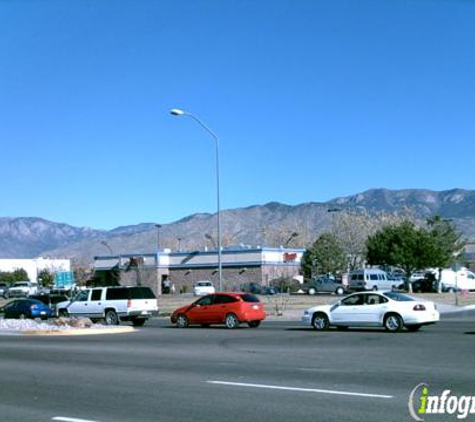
349,269 -> 398,292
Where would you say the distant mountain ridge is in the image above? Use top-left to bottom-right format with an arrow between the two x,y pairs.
1,188 -> 475,265
330,188 -> 475,217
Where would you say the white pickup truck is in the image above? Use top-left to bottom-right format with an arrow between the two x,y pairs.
8,281 -> 39,297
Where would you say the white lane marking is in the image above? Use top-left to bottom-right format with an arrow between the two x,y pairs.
52,417 -> 101,422
206,380 -> 393,399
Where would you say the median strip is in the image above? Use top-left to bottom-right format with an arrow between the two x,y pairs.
206,380 -> 393,399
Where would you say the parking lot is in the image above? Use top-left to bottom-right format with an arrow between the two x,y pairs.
0,304 -> 474,422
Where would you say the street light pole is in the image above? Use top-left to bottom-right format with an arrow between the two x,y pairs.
284,232 -> 299,247
155,224 -> 162,252
100,240 -> 114,255
170,108 -> 223,291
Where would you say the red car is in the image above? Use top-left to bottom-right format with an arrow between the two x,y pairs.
170,292 -> 266,329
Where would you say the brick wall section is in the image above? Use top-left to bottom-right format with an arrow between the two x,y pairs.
113,264 -> 300,295
119,267 -> 162,296
163,265 -> 300,293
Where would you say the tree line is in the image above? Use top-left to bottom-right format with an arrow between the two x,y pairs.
301,211 -> 466,290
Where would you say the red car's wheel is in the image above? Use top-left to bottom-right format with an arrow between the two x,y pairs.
225,313 -> 240,329
176,314 -> 189,328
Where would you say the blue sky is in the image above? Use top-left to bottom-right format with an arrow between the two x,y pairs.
1,0 -> 474,229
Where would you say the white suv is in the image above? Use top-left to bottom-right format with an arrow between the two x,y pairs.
56,286 -> 159,326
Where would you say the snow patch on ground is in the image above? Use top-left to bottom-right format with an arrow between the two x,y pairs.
0,318 -> 108,332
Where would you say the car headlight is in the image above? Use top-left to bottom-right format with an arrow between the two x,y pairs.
303,310 -> 309,316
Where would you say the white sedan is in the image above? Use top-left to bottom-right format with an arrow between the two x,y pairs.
301,291 -> 439,332
193,281 -> 216,296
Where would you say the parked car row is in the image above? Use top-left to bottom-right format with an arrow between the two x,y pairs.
0,286 -> 159,327
0,281 -> 42,299
1,285 -> 442,333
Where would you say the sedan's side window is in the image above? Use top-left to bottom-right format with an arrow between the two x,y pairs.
214,295 -> 238,305
342,294 -> 364,306
366,294 -> 380,305
196,295 -> 214,306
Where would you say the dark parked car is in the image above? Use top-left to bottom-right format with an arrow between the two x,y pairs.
301,277 -> 347,295
29,294 -> 69,317
398,273 -> 438,293
243,282 -> 279,295
411,277 -> 438,293
2,299 -> 52,320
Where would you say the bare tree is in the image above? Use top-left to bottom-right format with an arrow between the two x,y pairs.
331,208 -> 418,270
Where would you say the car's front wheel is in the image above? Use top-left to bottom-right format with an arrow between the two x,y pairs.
105,310 -> 119,325
225,313 -> 240,329
384,313 -> 403,332
308,287 -> 317,295
335,287 -> 345,295
312,313 -> 329,331
58,309 -> 69,318
176,314 -> 189,328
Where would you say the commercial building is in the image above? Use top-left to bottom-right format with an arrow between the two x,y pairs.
0,258 -> 71,283
93,246 -> 304,295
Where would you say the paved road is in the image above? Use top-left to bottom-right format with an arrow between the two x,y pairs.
0,311 -> 474,422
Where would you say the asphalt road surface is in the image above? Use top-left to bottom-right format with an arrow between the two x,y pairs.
0,311 -> 474,422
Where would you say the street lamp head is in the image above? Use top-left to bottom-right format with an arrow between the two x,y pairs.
170,108 -> 185,116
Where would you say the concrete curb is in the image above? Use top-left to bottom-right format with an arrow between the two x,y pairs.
20,326 -> 136,336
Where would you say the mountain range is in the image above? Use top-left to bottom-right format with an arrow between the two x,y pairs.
1,188 -> 475,266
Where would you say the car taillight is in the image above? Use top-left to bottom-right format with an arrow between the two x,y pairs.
413,304 -> 426,311
127,299 -> 132,308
